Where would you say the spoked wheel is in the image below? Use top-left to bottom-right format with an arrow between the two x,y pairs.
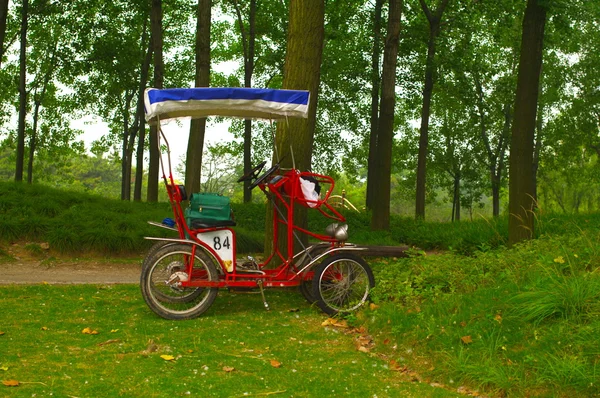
312,253 -> 375,316
140,243 -> 219,320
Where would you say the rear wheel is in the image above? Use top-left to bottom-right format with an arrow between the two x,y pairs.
140,243 -> 219,320
299,278 -> 316,303
312,253 -> 374,316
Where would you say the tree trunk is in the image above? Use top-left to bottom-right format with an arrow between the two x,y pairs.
508,0 -> 546,246
147,0 -> 164,202
370,0 -> 401,231
185,0 -> 211,196
365,0 -> 383,210
233,0 -> 257,202
15,0 -> 28,182
134,27 -> 153,202
0,0 -> 9,68
475,74 -> 510,218
264,0 -> 325,259
415,0 -> 449,220
120,93 -> 134,200
26,39 -> 56,184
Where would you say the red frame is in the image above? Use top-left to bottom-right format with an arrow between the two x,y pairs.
155,129 -> 348,290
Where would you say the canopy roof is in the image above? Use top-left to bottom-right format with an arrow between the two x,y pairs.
144,87 -> 310,123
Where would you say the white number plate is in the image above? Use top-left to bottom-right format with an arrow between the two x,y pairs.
196,230 -> 234,272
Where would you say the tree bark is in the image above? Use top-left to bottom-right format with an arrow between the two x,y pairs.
134,28 -> 153,202
265,0 -> 325,258
508,0 -> 546,246
365,0 -> 383,210
147,0 -> 164,202
185,0 -> 211,196
15,0 -> 28,182
233,0 -> 257,203
0,0 -> 9,68
415,0 -> 450,220
370,0 -> 402,231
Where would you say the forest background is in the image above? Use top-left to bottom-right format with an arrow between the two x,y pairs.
1,0 -> 598,226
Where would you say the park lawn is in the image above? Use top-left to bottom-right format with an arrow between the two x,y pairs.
0,284 -> 460,398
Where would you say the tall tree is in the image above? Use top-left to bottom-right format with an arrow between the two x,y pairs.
365,0 -> 383,210
415,0 -> 450,219
134,33 -> 153,201
265,0 -> 325,257
185,0 -> 211,196
508,0 -> 547,245
232,0 -> 256,203
15,0 -> 28,182
0,0 -> 9,68
147,0 -> 163,202
370,0 -> 402,231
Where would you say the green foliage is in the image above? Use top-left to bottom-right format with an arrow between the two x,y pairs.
368,229 -> 600,396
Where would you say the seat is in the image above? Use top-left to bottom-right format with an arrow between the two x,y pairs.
188,218 -> 237,229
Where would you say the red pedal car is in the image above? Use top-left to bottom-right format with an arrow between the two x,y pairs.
140,87 -> 375,320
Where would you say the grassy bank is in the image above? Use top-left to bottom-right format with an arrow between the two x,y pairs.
368,232 -> 600,396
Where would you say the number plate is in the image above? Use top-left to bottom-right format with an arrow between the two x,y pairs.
196,230 -> 234,272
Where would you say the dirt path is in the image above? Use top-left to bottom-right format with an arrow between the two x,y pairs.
0,243 -> 141,285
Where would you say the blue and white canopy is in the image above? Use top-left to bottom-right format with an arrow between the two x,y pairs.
144,87 -> 310,123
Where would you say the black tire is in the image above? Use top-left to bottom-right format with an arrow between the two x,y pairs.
299,278 -> 316,303
142,241 -> 205,304
311,253 -> 375,316
298,244 -> 329,304
140,243 -> 219,320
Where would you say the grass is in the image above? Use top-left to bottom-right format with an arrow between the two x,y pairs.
368,232 -> 600,397
0,285 -> 459,397
3,181 -> 600,395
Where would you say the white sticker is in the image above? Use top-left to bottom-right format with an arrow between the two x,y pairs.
196,230 -> 234,272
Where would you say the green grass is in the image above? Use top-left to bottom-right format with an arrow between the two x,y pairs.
368,232 -> 600,397
0,285 -> 459,397
4,181 -> 600,395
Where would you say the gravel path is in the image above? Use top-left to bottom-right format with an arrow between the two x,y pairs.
0,243 -> 141,285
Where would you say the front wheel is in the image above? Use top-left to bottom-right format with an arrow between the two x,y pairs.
140,243 -> 219,320
311,254 -> 375,316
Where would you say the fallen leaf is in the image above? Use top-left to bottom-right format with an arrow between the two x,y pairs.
369,303 -> 380,311
383,339 -> 390,345
0,366 -> 8,371
494,314 -> 503,324
460,321 -> 467,327
0,332 -> 4,336
288,308 -> 300,313
2,380 -> 19,387
358,346 -> 369,353
270,360 -> 282,368
333,320 -> 348,328
82,327 -> 99,335
461,335 -> 473,344
41,326 -> 48,331
389,360 -> 406,372
321,318 -> 335,326
160,355 -> 175,361
110,329 -> 119,333
223,366 -> 235,372
554,256 -> 565,264
187,350 -> 194,353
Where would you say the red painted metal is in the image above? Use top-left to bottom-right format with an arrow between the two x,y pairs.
157,128 -> 348,290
